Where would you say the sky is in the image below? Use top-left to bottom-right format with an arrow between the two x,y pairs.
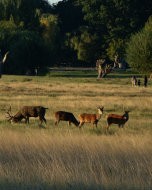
48,0 -> 61,4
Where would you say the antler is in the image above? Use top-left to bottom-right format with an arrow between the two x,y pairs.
5,106 -> 13,121
97,106 -> 104,109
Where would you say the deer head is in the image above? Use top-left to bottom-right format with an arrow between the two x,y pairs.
97,106 -> 104,114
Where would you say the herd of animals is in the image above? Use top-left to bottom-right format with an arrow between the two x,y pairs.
6,106 -> 130,132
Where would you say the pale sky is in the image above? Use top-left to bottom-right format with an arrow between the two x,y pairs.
48,0 -> 61,4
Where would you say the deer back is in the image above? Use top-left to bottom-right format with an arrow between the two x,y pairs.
107,112 -> 129,125
55,111 -> 73,120
20,106 -> 47,117
79,113 -> 98,123
55,111 -> 79,126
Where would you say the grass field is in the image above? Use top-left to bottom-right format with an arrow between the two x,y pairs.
0,70 -> 152,190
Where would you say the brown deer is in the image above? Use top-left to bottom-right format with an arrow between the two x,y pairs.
106,111 -> 130,131
79,106 -> 104,128
6,106 -> 48,124
54,111 -> 79,127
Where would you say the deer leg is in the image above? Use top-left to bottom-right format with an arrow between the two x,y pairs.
79,122 -> 84,128
55,120 -> 59,126
105,124 -> 110,134
95,121 -> 98,128
42,117 -> 47,124
25,117 -> 29,124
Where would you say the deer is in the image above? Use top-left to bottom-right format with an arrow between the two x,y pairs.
78,106 -> 104,128
54,111 -> 79,127
131,76 -> 137,87
6,106 -> 48,125
106,111 -> 130,132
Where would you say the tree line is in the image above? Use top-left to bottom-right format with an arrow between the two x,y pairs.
0,0 -> 152,75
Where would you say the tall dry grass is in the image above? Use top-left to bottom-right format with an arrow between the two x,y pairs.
0,130 -> 152,190
0,74 -> 152,189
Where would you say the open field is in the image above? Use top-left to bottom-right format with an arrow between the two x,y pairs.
0,71 -> 152,189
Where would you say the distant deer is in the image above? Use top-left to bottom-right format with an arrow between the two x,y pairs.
6,106 -> 48,124
79,106 -> 104,128
106,111 -> 130,131
54,111 -> 79,127
131,76 -> 137,87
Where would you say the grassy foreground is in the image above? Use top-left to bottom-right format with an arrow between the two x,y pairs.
0,71 -> 152,190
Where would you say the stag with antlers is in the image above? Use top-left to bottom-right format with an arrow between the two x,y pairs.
6,106 -> 48,125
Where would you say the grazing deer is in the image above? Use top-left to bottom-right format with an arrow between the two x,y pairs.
79,106 -> 104,128
6,106 -> 48,124
54,111 -> 79,127
106,111 -> 130,131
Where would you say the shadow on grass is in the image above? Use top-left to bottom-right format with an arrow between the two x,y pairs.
48,69 -> 142,79
0,180 -> 142,190
50,73 -> 96,78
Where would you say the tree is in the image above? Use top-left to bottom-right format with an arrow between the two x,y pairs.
106,38 -> 127,61
78,0 -> 152,59
51,0 -> 85,66
0,0 -> 51,30
70,29 -> 99,65
0,0 -> 54,74
52,0 -> 84,33
40,14 -> 60,64
6,30 -> 47,74
126,16 -> 152,74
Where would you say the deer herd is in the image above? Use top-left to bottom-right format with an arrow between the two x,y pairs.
6,105 -> 130,132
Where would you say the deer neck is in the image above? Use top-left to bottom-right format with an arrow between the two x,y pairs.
97,114 -> 102,121
123,113 -> 129,121
97,110 -> 103,121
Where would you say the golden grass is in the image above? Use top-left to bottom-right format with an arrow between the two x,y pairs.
0,74 -> 152,189
0,130 -> 152,190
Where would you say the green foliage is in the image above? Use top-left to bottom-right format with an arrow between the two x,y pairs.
70,29 -> 98,64
7,30 -> 47,74
0,0 -> 50,30
0,0 -> 152,72
106,39 -> 127,60
40,14 -> 61,62
78,0 -> 152,61
0,20 -> 18,52
126,16 -> 152,74
53,0 -> 84,33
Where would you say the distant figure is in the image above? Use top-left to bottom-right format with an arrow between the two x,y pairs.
144,75 -> 148,87
96,59 -> 106,78
131,76 -> 137,87
0,51 -> 2,78
137,79 -> 141,87
0,50 -> 9,78
113,54 -> 119,68
35,68 -> 38,76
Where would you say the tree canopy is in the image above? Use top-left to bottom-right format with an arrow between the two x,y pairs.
0,0 -> 151,74
126,16 -> 152,74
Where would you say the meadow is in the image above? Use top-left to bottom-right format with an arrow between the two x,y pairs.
0,70 -> 152,190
